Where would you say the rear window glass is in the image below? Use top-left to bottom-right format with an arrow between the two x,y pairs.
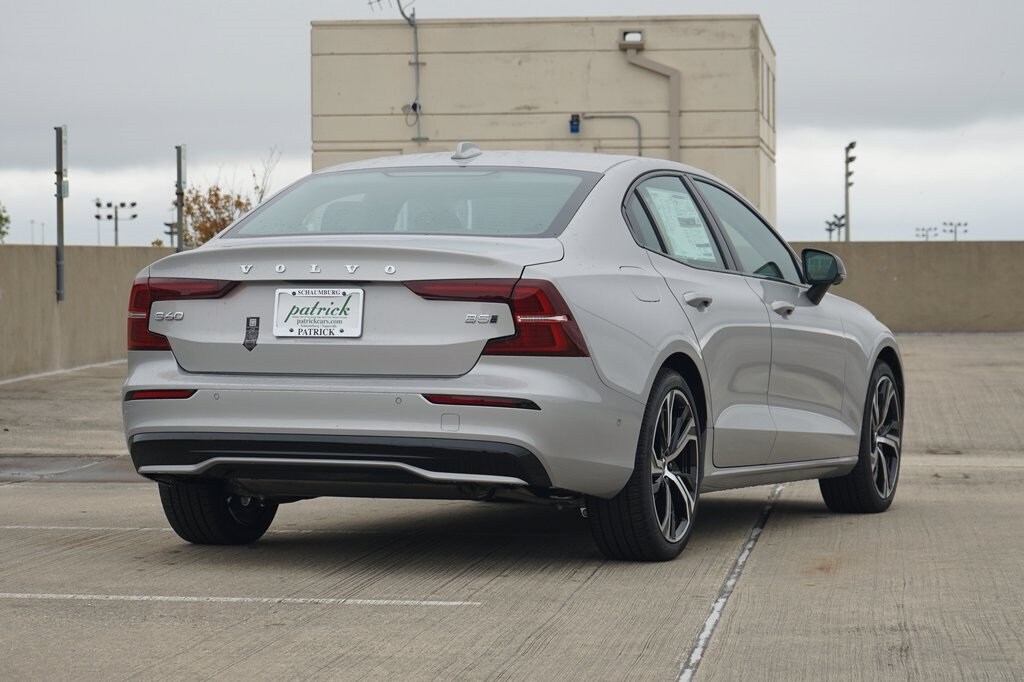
224,167 -> 601,239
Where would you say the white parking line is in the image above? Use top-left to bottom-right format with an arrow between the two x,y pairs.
0,359 -> 126,386
0,593 -> 480,607
677,483 -> 785,682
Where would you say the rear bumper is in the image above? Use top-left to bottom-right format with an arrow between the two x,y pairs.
130,432 -> 551,487
123,353 -> 645,497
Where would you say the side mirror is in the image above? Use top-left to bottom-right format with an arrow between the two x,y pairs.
802,248 -> 846,304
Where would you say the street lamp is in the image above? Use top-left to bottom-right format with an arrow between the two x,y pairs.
915,226 -> 938,241
94,199 -> 138,246
942,221 -> 968,241
844,141 -> 856,242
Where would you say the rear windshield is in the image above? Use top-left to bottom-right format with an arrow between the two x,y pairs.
224,167 -> 601,239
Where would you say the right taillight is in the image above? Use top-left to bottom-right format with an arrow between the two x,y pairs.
404,278 -> 589,357
128,275 -> 237,351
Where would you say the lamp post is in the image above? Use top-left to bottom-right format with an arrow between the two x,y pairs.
915,226 -> 938,241
844,141 -> 856,241
825,220 -> 838,242
942,221 -> 968,241
94,200 -> 137,246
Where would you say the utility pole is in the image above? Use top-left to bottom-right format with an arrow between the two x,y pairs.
844,141 -> 856,241
54,125 -> 68,302
175,145 -> 187,252
915,226 -> 938,241
942,221 -> 968,241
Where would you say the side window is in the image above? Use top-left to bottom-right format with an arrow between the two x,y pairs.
635,176 -> 725,268
693,180 -> 801,284
624,193 -> 664,252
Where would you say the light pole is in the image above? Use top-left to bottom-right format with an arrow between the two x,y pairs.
844,141 -> 856,241
915,226 -> 938,241
942,221 -> 968,241
824,219 -> 838,242
94,200 -> 137,246
94,197 -> 102,245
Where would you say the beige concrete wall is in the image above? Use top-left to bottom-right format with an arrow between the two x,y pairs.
0,245 -> 172,381
311,15 -> 777,221
3,242 -> 1013,382
791,241 -> 1024,333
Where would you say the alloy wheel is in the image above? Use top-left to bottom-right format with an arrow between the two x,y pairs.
650,388 -> 699,542
869,375 -> 901,498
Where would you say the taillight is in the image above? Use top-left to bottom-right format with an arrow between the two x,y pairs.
128,275 -> 237,351
403,278 -> 589,357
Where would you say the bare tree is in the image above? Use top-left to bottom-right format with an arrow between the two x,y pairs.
251,146 -> 282,204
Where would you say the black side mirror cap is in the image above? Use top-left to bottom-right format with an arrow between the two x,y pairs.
802,248 -> 846,304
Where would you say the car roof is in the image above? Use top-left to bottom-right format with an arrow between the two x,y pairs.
316,148 -> 708,176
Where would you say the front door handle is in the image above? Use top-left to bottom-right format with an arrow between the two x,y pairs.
683,292 -> 713,310
771,300 -> 795,316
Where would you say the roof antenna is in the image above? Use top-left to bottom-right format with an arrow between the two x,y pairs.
452,142 -> 482,162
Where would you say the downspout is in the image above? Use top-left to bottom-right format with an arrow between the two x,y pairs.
620,36 -> 681,162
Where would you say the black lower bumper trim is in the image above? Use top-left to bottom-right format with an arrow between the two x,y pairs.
129,432 -> 552,488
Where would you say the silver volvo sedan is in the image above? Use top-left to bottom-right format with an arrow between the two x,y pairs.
123,145 -> 904,561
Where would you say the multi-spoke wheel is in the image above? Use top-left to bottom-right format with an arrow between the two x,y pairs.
820,361 -> 903,513
159,479 -> 278,545
587,369 -> 702,561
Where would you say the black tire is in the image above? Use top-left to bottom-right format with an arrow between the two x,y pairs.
819,361 -> 902,513
159,479 -> 278,545
586,369 -> 702,561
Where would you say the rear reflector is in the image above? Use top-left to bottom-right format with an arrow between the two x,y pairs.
128,276 -> 237,351
423,394 -> 540,410
403,278 -> 589,357
124,389 -> 197,401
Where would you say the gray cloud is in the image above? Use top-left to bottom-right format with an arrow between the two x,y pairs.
2,0 -> 1020,171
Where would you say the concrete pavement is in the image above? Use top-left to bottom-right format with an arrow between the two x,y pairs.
0,334 -> 1022,679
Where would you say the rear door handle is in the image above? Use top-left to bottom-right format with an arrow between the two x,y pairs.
771,300 -> 795,316
683,292 -> 713,310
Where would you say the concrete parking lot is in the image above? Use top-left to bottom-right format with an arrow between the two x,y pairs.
1,334 -> 1022,680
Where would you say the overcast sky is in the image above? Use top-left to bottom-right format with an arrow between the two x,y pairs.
2,0 -> 1022,245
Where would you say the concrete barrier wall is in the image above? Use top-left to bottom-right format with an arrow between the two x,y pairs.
0,241 -> 1019,381
791,241 -> 1024,333
0,245 -> 172,381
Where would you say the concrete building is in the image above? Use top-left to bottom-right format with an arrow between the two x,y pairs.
310,15 -> 777,221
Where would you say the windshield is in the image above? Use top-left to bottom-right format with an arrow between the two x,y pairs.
224,167 -> 601,239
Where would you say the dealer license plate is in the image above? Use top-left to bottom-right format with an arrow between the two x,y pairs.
273,287 -> 364,338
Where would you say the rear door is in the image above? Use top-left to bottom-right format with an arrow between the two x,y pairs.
625,174 -> 776,468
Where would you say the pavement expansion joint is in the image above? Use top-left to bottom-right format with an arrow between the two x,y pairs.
677,483 -> 785,682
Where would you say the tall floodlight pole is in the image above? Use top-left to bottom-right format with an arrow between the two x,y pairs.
175,145 -> 186,252
95,200 -> 138,246
844,141 -> 856,241
915,226 -> 938,241
54,125 -> 68,302
942,221 -> 968,241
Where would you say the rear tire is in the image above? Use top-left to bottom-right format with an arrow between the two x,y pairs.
819,361 -> 902,513
159,479 -> 278,545
586,369 -> 702,561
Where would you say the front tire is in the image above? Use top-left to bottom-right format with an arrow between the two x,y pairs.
819,361 -> 902,513
159,479 -> 278,545
587,369 -> 702,561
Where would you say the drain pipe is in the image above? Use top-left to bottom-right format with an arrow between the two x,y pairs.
619,31 -> 680,162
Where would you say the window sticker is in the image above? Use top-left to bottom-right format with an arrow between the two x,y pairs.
643,187 -> 719,263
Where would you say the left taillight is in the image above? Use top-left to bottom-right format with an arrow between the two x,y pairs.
128,275 -> 237,351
